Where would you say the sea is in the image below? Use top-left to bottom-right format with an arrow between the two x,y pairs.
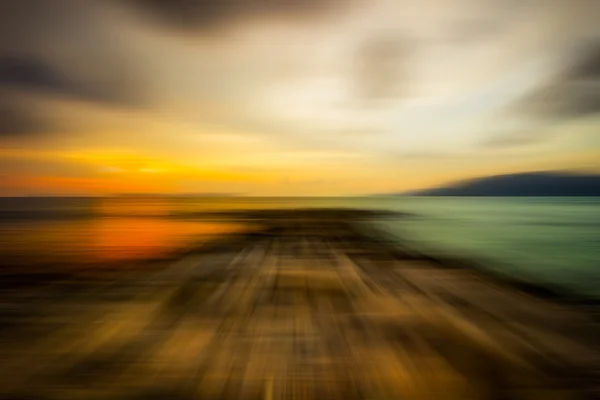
1,196 -> 599,298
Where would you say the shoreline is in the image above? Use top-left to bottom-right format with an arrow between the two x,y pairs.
2,207 -> 597,308
356,218 -> 600,307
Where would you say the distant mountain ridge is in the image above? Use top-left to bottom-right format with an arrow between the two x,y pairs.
398,171 -> 600,196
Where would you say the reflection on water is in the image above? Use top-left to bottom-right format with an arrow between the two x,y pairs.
96,197 -> 173,217
0,218 -> 248,266
0,197 -> 355,267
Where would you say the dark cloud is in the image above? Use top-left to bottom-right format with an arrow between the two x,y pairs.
354,35 -> 409,102
118,0 -> 349,32
0,54 -> 142,107
519,81 -> 600,121
519,43 -> 600,119
481,46 -> 600,149
0,0 -> 150,140
568,44 -> 600,80
0,0 -> 107,53
0,100 -> 50,138
0,0 -> 147,111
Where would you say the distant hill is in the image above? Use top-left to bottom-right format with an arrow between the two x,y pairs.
398,171 -> 600,196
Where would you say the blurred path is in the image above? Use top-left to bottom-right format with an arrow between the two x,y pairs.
1,209 -> 599,399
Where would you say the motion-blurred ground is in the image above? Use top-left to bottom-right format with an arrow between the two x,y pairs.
0,209 -> 598,399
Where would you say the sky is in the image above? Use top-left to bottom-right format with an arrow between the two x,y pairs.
0,0 -> 598,196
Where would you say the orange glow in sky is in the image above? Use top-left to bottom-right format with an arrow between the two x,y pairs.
0,0 -> 598,196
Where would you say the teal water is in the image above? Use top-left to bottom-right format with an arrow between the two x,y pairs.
1,196 -> 599,297
366,197 -> 600,298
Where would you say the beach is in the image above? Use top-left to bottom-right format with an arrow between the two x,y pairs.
1,207 -> 599,399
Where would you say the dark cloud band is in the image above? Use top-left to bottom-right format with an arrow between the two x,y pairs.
0,99 -> 50,138
0,55 -> 141,107
118,0 -> 350,32
521,43 -> 600,119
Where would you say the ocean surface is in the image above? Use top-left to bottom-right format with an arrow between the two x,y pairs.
1,196 -> 599,298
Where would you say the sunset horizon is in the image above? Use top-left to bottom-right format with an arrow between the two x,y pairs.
1,0 -> 598,196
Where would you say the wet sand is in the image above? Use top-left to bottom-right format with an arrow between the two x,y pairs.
0,208 -> 599,399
